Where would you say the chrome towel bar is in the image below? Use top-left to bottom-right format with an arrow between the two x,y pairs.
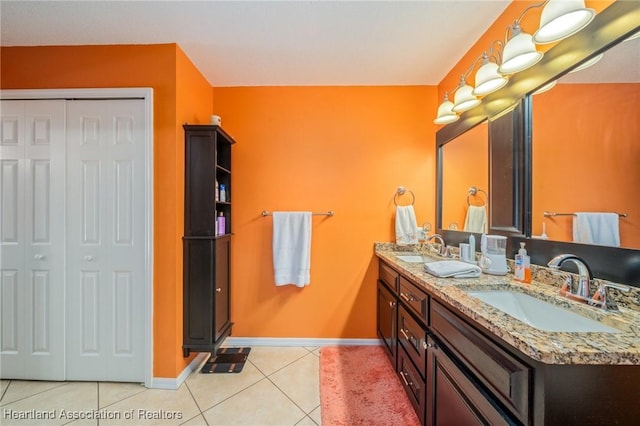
544,211 -> 628,218
261,210 -> 334,217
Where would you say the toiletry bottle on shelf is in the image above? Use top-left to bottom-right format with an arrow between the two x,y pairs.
219,184 -> 226,202
217,212 -> 226,235
468,234 -> 475,262
215,180 -> 219,202
515,242 -> 531,283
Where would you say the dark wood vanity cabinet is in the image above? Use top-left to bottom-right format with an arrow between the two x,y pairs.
377,280 -> 397,367
183,125 -> 235,356
378,259 -> 523,425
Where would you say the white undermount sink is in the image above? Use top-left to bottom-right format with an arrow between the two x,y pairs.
395,255 -> 424,263
467,290 -> 620,333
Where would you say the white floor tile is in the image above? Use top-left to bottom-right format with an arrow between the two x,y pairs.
202,378 -> 305,426
269,353 -> 320,413
295,415 -> 319,425
0,380 -> 67,405
98,385 -> 200,425
185,360 -> 264,412
247,346 -> 311,376
308,406 -> 322,425
99,381 -> 147,408
179,414 -> 208,425
0,382 -> 97,426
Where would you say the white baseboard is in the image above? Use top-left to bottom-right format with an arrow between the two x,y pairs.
225,337 -> 381,347
148,352 -> 208,389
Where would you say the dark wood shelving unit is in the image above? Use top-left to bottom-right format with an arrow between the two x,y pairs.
183,124 -> 235,357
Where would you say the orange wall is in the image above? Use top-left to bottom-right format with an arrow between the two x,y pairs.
213,86 -> 436,338
438,0 -> 614,102
441,122 -> 489,229
1,44 -> 213,378
531,83 -> 640,247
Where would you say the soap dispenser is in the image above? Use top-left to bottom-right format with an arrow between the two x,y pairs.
514,242 -> 531,283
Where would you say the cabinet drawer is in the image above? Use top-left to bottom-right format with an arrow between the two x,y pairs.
399,276 -> 428,324
430,300 -> 530,424
398,305 -> 427,379
379,261 -> 399,291
398,346 -> 426,423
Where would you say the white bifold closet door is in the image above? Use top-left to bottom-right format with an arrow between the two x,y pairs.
0,98 -> 146,382
65,100 -> 145,382
1,100 -> 66,380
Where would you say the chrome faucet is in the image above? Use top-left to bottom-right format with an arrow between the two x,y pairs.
427,234 -> 448,257
547,254 -> 593,300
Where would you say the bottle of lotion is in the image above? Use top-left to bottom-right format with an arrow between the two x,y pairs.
217,212 -> 226,235
515,242 -> 531,283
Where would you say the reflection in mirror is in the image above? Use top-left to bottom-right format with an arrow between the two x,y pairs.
530,35 -> 640,249
441,121 -> 489,234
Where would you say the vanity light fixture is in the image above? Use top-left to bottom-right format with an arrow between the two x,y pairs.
433,92 -> 459,125
532,0 -> 595,44
452,75 -> 481,113
499,21 -> 544,74
473,42 -> 508,96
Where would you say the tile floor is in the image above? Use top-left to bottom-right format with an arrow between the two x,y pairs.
0,346 -> 322,426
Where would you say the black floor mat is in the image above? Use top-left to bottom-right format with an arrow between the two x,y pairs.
201,347 -> 251,373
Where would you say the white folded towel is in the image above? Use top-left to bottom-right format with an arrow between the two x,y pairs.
464,205 -> 487,233
573,212 -> 620,247
395,205 -> 418,245
424,260 -> 482,278
272,212 -> 312,287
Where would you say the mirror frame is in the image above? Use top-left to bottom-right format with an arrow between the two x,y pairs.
435,1 -> 640,285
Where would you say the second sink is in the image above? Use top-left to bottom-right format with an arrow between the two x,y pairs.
467,290 -> 620,333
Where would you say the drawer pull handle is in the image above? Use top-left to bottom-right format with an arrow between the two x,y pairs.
399,371 -> 411,387
34,254 -> 45,260
400,328 -> 410,340
84,255 -> 94,261
400,292 -> 417,302
388,300 -> 396,308
216,288 -> 222,293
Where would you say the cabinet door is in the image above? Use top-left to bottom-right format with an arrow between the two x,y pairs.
184,131 -> 215,236
426,336 -> 510,426
214,237 -> 231,340
376,280 -> 397,367
183,239 -> 214,346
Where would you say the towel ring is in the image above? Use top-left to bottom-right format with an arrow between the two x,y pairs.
394,186 -> 415,206
467,186 -> 487,207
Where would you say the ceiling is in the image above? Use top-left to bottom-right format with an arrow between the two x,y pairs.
0,0 -> 512,87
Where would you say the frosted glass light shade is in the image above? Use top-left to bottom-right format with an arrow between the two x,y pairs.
499,32 -> 543,74
434,97 -> 458,125
569,53 -> 603,73
532,80 -> 557,95
473,61 -> 508,96
533,0 -> 595,44
452,84 -> 481,113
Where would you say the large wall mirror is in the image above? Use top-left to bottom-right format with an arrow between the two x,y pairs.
520,3 -> 640,286
530,34 -> 640,249
440,121 -> 488,233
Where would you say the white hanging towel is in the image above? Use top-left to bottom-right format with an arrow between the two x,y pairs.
464,205 -> 487,233
395,205 -> 418,245
573,212 -> 620,247
272,212 -> 312,287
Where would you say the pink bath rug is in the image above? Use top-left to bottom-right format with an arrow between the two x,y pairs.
319,345 -> 421,426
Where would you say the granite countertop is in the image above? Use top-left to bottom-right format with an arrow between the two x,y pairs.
375,243 -> 640,365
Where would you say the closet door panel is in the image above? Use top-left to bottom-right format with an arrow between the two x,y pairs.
0,100 -> 65,380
